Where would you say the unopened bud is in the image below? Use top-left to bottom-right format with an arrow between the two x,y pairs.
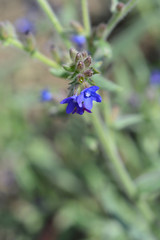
70,21 -> 84,33
75,52 -> 82,62
81,50 -> 88,59
84,56 -> 92,67
0,22 -> 16,40
77,74 -> 84,83
24,33 -> 36,53
50,44 -> 60,63
95,23 -> 106,38
0,23 -> 8,40
116,2 -> 125,11
69,48 -> 77,61
84,69 -> 93,77
76,61 -> 85,71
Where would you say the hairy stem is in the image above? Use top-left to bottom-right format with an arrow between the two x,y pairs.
36,0 -> 63,34
81,0 -> 91,37
6,38 -> 60,69
91,108 -> 154,222
103,0 -> 138,39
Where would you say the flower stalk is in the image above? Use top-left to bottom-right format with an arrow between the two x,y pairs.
91,108 -> 154,222
36,0 -> 63,34
103,0 -> 138,39
6,38 -> 60,69
81,0 -> 91,37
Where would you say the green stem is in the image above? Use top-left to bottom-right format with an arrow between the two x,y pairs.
6,38 -> 60,69
36,0 -> 63,34
91,108 -> 154,221
92,108 -> 137,198
103,0 -> 138,39
81,0 -> 91,37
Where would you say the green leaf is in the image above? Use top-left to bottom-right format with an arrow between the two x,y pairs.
135,167 -> 160,196
50,68 -> 70,78
63,64 -> 75,72
114,114 -> 144,130
92,75 -> 122,92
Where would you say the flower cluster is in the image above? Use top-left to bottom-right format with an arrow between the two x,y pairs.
41,48 -> 102,115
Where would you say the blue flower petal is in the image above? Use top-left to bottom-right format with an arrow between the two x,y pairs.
41,89 -> 53,102
88,86 -> 99,92
77,93 -> 85,107
150,70 -> 160,85
84,97 -> 93,110
15,18 -> 34,35
71,35 -> 86,47
76,106 -> 85,115
60,97 -> 73,104
66,101 -> 77,114
92,93 -> 102,102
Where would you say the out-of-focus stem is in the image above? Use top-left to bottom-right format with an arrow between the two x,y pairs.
36,0 -> 63,34
81,0 -> 91,37
6,38 -> 60,69
92,108 -> 137,199
103,0 -> 138,39
36,0 -> 71,48
91,107 -> 154,222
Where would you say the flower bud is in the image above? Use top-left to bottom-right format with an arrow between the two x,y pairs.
75,52 -> 82,62
50,44 -> 60,63
0,23 -> 8,40
77,74 -> 84,83
76,61 -> 85,71
70,21 -> 84,33
69,48 -> 77,61
23,33 -> 36,53
84,69 -> 93,77
0,22 -> 16,40
95,23 -> 106,38
116,2 -> 125,11
81,50 -> 88,59
84,56 -> 92,67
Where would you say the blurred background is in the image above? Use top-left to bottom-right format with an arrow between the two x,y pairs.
0,0 -> 160,239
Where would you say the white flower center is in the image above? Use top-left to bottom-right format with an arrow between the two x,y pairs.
85,91 -> 91,98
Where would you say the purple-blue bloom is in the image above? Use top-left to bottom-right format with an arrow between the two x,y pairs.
60,95 -> 91,115
60,86 -> 101,115
71,35 -> 86,49
150,70 -> 160,85
77,86 -> 102,110
41,89 -> 53,102
15,18 -> 34,35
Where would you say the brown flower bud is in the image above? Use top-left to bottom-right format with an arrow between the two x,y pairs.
76,61 -> 85,71
81,50 -> 88,59
69,48 -> 77,61
75,52 -> 82,62
116,2 -> 125,11
84,69 -> 93,77
84,56 -> 92,67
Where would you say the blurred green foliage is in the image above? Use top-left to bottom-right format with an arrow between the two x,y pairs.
1,0 -> 160,239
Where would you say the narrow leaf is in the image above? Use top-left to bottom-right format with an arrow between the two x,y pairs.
92,75 -> 122,92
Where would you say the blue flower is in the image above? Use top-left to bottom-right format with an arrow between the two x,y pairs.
15,18 -> 34,35
41,89 -> 53,102
77,86 -> 102,110
61,95 -> 90,115
60,86 -> 102,115
71,35 -> 86,49
150,70 -> 160,85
